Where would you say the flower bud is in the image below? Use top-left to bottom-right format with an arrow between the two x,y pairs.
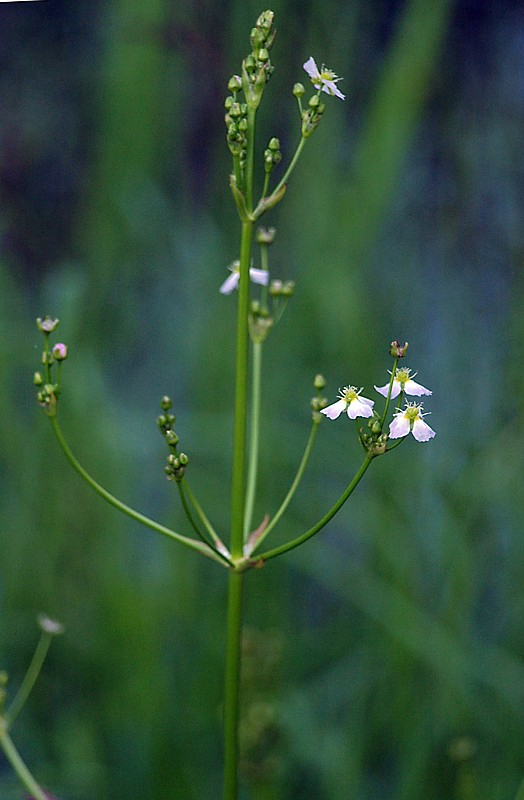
166,430 -> 179,446
314,374 -> 326,391
228,74 -> 242,93
33,372 -> 44,386
38,613 -> 64,636
293,82 -> 305,98
52,343 -> 68,361
160,396 -> 172,410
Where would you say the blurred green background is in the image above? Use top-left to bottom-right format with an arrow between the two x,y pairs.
1,0 -> 524,798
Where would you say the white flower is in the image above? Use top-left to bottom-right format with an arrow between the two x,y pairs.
320,386 -> 374,420
374,367 -> 432,399
219,261 -> 269,295
388,402 -> 435,442
303,57 -> 345,100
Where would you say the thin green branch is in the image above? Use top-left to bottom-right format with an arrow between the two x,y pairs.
0,729 -> 48,800
243,340 -> 263,540
256,454 -> 374,562
50,416 -> 229,567
180,479 -> 232,562
268,135 -> 307,200
4,633 -> 52,728
247,420 -> 320,556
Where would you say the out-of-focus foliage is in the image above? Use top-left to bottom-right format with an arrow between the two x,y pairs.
1,0 -> 524,798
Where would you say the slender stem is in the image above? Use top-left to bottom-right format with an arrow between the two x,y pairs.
379,356 -> 399,428
0,729 -> 48,800
271,135 -> 307,198
230,220 -> 253,560
223,571 -> 244,800
257,454 -> 374,562
50,416 -> 229,567
243,340 -> 263,539
179,479 -> 232,561
249,420 -> 319,555
4,633 -> 52,727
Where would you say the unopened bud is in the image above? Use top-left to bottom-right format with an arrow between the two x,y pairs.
52,343 -> 68,361
33,372 -> 44,386
314,374 -> 326,391
255,226 -> 276,245
228,74 -> 242,93
293,82 -> 305,98
38,613 -> 65,636
160,396 -> 172,411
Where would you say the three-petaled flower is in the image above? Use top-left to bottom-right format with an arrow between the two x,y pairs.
388,402 -> 435,442
320,386 -> 374,420
219,261 -> 269,295
374,367 -> 432,399
303,57 -> 345,100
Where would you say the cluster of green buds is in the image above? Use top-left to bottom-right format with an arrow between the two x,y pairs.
34,316 -> 68,417
263,137 -> 282,175
157,396 -> 189,482
224,10 -> 276,170
310,373 -> 329,423
247,226 -> 296,343
292,82 -> 327,138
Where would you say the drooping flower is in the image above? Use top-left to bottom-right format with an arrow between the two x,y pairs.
374,367 -> 432,399
219,261 -> 269,295
388,402 -> 435,442
320,386 -> 374,420
303,57 -> 345,100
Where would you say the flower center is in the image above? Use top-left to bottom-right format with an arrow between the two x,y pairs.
341,386 -> 359,403
395,367 -> 412,384
403,402 -> 422,421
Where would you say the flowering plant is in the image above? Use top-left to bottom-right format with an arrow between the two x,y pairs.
1,10 -> 438,800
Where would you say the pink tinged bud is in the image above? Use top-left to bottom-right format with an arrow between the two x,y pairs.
52,343 -> 68,361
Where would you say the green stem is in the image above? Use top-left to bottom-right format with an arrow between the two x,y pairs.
4,633 -> 52,727
243,340 -> 263,540
180,479 -> 231,561
514,776 -> 524,800
248,420 -> 319,556
0,728 -> 48,800
270,135 -> 307,198
257,454 -> 374,562
223,570 -> 244,800
50,416 -> 229,567
379,355 -> 399,428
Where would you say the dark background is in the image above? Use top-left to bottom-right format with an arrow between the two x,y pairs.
1,0 -> 524,797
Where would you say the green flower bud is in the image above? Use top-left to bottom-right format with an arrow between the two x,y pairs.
160,396 -> 172,410
268,137 -> 280,151
228,75 -> 242,93
166,430 -> 179,446
293,82 -> 305,97
33,372 -> 44,386
179,453 -> 189,466
281,280 -> 295,297
314,374 -> 326,391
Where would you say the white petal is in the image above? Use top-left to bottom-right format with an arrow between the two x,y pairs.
321,81 -> 345,100
411,418 -> 436,442
219,273 -> 240,295
303,57 -> 319,79
347,396 -> 374,419
404,379 -> 432,397
388,415 -> 410,439
374,382 -> 401,399
320,399 -> 346,420
249,267 -> 269,286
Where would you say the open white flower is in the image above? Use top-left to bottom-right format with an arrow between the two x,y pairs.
388,402 -> 435,442
219,261 -> 269,295
320,386 -> 374,420
303,57 -> 345,100
374,367 -> 432,399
